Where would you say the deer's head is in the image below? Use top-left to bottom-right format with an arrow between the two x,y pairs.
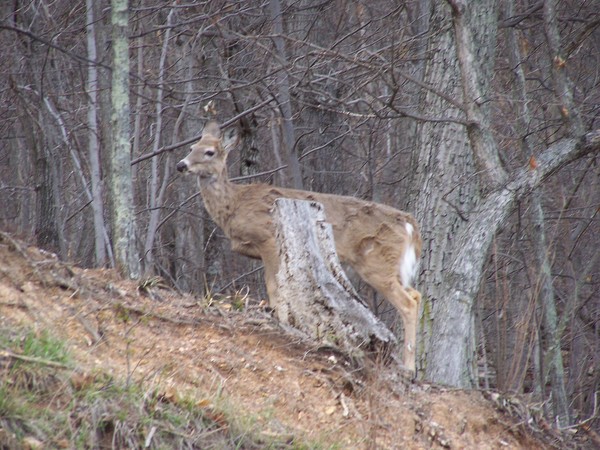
176,121 -> 237,179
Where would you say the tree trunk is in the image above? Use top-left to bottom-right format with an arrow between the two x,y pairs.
268,0 -> 303,189
110,0 -> 140,278
412,1 -> 479,386
86,0 -> 110,267
172,37 -> 205,293
505,0 -> 570,425
415,0 -> 599,389
33,141 -> 60,254
143,6 -> 175,273
271,198 -> 395,356
422,128 -> 599,387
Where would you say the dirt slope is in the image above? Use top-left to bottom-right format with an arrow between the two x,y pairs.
0,232 -> 584,449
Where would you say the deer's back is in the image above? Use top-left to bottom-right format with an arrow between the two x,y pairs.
224,183 -> 420,265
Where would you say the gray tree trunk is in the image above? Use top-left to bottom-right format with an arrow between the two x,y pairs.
268,0 -> 303,189
271,199 -> 395,356
415,0 -> 598,389
143,6 -> 175,273
173,38 -> 205,293
505,0 -> 570,426
110,0 -> 140,278
33,139 -> 60,254
539,0 -> 580,427
86,0 -> 110,268
413,1 -> 479,386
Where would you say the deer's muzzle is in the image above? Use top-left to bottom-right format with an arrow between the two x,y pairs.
176,160 -> 188,172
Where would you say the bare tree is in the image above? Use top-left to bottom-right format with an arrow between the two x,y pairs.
415,0 -> 599,392
142,5 -> 175,272
110,0 -> 140,278
86,0 -> 112,268
267,0 -> 303,189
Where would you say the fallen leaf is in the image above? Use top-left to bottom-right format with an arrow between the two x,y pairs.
196,398 -> 212,408
529,155 -> 537,170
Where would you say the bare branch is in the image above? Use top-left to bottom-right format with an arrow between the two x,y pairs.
0,24 -> 111,71
131,98 -> 274,166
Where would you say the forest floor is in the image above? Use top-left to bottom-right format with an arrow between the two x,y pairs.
0,231 -> 596,449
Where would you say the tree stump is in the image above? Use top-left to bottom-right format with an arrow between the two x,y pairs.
271,198 -> 396,356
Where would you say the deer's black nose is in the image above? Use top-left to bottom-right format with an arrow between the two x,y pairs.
176,160 -> 188,172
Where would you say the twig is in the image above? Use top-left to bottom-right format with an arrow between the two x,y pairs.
0,300 -> 28,309
144,425 -> 157,448
217,265 -> 264,293
110,301 -> 200,326
68,307 -> 103,345
0,349 -> 70,369
0,24 -> 111,71
0,230 -> 29,257
559,391 -> 599,431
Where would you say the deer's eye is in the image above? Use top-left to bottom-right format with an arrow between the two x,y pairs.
205,149 -> 215,157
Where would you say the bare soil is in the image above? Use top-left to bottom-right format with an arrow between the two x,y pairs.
0,232 -> 592,449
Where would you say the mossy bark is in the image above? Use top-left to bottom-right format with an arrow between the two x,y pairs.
110,0 -> 140,278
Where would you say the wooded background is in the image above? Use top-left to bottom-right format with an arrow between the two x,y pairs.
1,0 -> 598,431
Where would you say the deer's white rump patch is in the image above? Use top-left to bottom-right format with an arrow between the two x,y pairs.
399,223 -> 418,287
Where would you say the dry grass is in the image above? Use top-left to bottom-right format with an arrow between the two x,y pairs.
0,327 -> 332,449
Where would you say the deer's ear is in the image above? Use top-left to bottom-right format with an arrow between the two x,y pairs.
202,121 -> 221,138
222,127 -> 240,153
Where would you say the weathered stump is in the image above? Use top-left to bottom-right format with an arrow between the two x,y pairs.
271,198 -> 396,356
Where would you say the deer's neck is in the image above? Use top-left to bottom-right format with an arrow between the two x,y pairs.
198,173 -> 238,231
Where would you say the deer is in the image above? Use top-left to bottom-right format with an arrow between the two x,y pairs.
176,120 -> 422,373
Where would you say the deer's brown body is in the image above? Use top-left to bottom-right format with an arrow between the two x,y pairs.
177,121 -> 422,372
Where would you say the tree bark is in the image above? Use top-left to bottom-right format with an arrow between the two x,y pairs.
268,0 -> 303,189
426,129 -> 599,387
143,6 -> 175,273
86,0 -> 110,267
413,1 -> 479,385
543,0 -> 582,136
172,35 -> 205,293
271,198 -> 395,355
426,0 -> 500,387
449,0 -> 505,190
416,0 -> 599,389
505,0 -> 570,425
110,0 -> 140,278
33,140 -> 60,254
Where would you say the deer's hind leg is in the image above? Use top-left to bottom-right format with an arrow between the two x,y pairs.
377,279 -> 420,374
354,267 -> 420,372
353,233 -> 421,373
